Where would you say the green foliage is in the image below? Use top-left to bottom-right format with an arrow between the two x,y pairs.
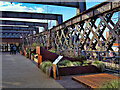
58,60 -> 83,67
97,63 -> 105,72
40,61 -> 52,73
82,64 -> 88,66
91,60 -> 105,72
48,50 -> 56,53
99,80 -> 119,89
32,43 -> 37,47
92,60 -> 100,65
40,43 -> 43,47
31,53 -> 34,56
72,61 -> 81,66
75,55 -> 85,59
32,43 -> 43,47
66,62 -> 74,67
26,48 -> 30,53
82,60 -> 88,64
58,60 -> 73,67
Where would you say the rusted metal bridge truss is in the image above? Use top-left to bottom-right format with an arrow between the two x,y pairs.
25,2 -> 119,57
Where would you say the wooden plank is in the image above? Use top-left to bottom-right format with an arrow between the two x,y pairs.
72,73 -> 119,89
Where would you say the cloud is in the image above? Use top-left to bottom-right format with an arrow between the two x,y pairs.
0,1 -> 11,6
35,7 -> 44,13
0,1 -> 55,29
0,1 -> 44,13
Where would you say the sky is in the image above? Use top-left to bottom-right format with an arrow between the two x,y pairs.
0,0 -> 118,35
0,1 -> 106,28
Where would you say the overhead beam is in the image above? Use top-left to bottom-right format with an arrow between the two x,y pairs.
1,33 -> 29,38
0,30 -> 30,33
0,0 -> 86,13
1,38 -> 22,43
1,20 -> 48,30
22,1 -> 86,13
0,26 -> 37,31
1,11 -> 63,25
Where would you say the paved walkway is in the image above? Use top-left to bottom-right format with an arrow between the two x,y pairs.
2,52 -> 64,88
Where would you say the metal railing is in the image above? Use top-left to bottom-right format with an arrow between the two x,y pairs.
24,1 -> 120,72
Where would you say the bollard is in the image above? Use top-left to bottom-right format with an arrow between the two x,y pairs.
52,64 -> 56,79
20,50 -> 22,55
24,50 -> 26,56
36,46 -> 42,68
38,54 -> 42,68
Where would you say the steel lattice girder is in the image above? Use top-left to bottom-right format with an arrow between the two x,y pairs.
1,20 -> 48,30
1,11 -> 63,25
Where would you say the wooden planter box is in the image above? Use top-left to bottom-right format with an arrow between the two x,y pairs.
57,65 -> 100,76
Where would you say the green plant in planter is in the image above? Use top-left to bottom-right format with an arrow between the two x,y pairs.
32,43 -> 37,47
75,55 -> 85,59
66,62 -> 74,67
32,43 -> 41,47
72,61 -> 81,66
99,80 -> 119,89
92,60 -> 105,72
40,43 -> 43,47
48,50 -> 56,53
82,60 -> 88,64
97,63 -> 105,72
40,61 -> 52,73
58,60 -> 73,67
92,60 -> 100,65
25,48 -> 30,58
82,63 -> 88,66
31,53 -> 34,60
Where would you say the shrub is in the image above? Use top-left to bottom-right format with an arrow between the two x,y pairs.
92,60 -> 105,72
32,43 -> 42,47
75,55 -> 85,59
99,80 -> 119,89
31,53 -> 33,55
58,60 -> 73,67
66,62 -> 74,67
82,60 -> 88,64
72,61 -> 81,66
40,61 -> 52,73
48,50 -> 55,53
82,64 -> 88,66
97,63 -> 105,72
92,60 -> 100,65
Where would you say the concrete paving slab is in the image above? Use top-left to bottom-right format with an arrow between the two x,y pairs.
2,52 -> 64,88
